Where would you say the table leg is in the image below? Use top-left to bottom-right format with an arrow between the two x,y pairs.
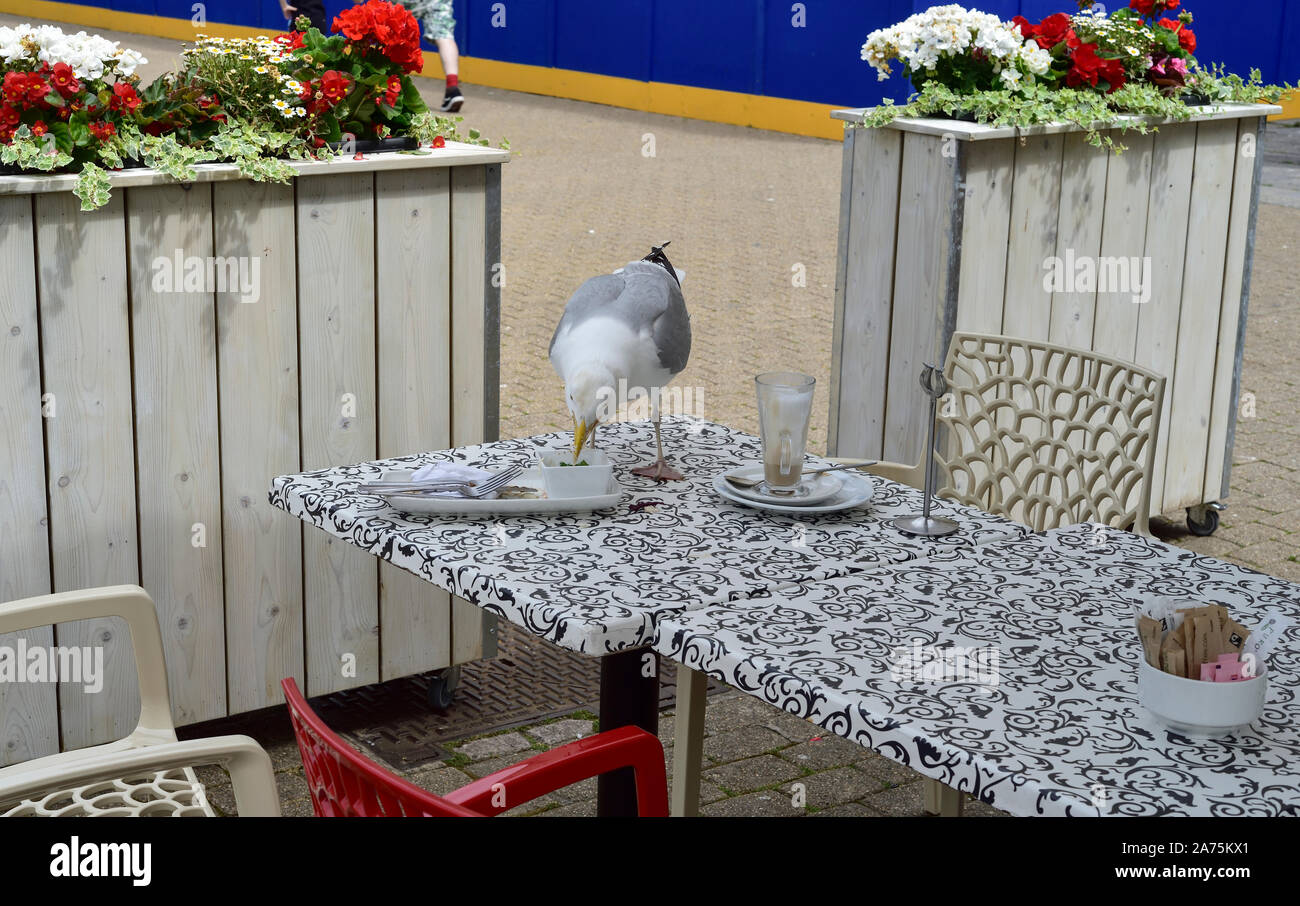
923,778 -> 965,817
596,648 -> 660,816
670,665 -> 707,817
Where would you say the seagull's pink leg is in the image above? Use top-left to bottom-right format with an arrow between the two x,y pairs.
631,416 -> 685,481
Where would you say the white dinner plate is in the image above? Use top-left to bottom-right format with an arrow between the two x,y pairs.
712,469 -> 874,515
371,468 -> 623,516
721,464 -> 843,506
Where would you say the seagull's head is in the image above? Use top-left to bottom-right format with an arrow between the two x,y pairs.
565,364 -> 614,459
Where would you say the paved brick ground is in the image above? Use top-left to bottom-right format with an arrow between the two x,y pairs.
13,15 -> 1299,816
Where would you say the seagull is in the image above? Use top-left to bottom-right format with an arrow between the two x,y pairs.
549,243 -> 692,481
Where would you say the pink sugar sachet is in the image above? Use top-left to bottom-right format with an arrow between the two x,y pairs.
1200,653 -> 1246,683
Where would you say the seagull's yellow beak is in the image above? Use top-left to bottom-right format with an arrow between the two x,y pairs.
574,418 -> 597,460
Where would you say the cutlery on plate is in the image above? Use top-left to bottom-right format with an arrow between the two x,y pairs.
723,460 -> 877,489
358,464 -> 525,499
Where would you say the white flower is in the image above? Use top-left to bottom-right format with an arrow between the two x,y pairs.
115,48 -> 146,76
861,4 -> 1045,92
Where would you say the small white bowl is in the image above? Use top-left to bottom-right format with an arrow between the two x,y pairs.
1137,656 -> 1267,737
538,449 -> 614,499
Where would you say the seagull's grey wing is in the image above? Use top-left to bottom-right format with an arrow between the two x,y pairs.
616,270 -> 691,375
651,280 -> 691,376
548,273 -> 626,359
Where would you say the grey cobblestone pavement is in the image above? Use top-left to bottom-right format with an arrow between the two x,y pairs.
13,15 -> 1300,816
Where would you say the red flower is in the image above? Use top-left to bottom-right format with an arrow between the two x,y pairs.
27,77 -> 51,105
1,72 -> 46,106
0,105 -> 18,128
1158,18 -> 1196,53
274,31 -> 306,50
88,120 -> 116,141
384,74 -> 402,106
1130,0 -> 1179,16
49,62 -> 79,98
1033,12 -> 1074,49
31,120 -> 47,137
2,72 -> 26,105
332,0 -> 424,74
431,135 -> 445,149
319,69 -> 351,105
111,82 -> 140,113
1066,42 -> 1127,93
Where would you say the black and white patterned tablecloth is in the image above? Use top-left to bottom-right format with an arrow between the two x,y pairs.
269,418 -> 1027,654
654,522 -> 1300,816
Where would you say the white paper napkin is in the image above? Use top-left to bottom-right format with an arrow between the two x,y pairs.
408,462 -> 501,498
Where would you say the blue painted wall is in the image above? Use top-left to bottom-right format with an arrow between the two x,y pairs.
76,1 -> 1300,105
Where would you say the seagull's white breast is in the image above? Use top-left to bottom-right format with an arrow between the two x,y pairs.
550,314 -> 674,390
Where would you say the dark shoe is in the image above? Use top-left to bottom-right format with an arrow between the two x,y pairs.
440,86 -> 463,113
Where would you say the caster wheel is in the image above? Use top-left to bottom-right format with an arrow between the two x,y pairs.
1186,505 -> 1220,537
426,666 -> 461,712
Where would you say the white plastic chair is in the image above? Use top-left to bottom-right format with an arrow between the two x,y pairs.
0,586 -> 279,816
871,331 -> 1167,537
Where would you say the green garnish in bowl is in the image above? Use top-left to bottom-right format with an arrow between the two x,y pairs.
559,460 -> 590,467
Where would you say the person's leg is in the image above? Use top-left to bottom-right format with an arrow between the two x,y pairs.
435,37 -> 460,81
435,38 -> 462,111
424,0 -> 464,112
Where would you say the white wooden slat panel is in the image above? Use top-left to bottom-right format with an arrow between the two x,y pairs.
127,184 -> 225,726
1135,124 -> 1197,515
1048,133 -> 1110,350
882,131 -> 956,465
826,126 -> 856,457
1203,118 -> 1262,504
214,179 -> 304,713
954,140 -> 1013,335
36,191 -> 139,750
376,168 -> 452,680
1091,131 -> 1154,361
832,127 -> 901,461
0,194 -> 57,764
1002,133 -> 1064,342
1164,119 -> 1239,512
298,173 -> 379,694
450,166 -> 490,664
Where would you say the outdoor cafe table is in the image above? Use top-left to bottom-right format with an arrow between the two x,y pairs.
268,417 -> 1028,815
653,522 -> 1300,816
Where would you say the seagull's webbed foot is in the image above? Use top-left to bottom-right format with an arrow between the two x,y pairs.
631,459 -> 686,482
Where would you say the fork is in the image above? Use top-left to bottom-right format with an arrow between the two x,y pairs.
358,464 -> 525,499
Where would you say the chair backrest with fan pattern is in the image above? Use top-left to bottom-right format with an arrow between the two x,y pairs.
935,332 -> 1166,536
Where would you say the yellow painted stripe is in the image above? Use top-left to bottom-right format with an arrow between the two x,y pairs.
1,0 -> 273,42
442,56 -> 848,141
7,0 -> 1292,140
1274,94 -> 1300,121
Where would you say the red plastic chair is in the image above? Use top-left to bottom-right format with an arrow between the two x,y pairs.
281,678 -> 668,817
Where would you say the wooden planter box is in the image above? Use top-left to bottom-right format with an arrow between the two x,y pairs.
0,143 -> 508,759
827,104 -> 1279,524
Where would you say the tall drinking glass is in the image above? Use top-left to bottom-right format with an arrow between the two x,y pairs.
755,372 -> 815,496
